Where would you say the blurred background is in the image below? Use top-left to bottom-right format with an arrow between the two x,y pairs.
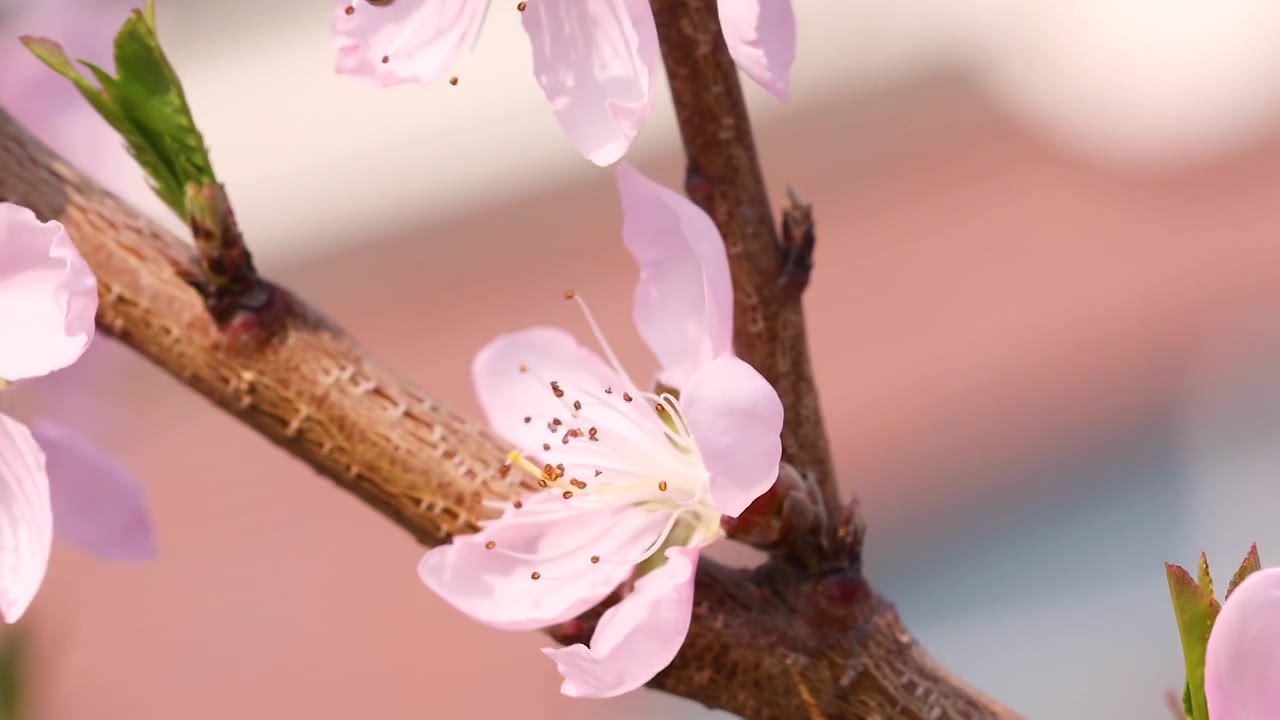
5,0 -> 1280,717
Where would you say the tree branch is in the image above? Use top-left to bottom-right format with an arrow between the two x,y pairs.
650,0 -> 853,556
0,108 -> 1015,719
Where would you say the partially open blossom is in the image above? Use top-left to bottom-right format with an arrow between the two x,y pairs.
331,0 -> 796,166
0,202 -> 154,623
418,165 -> 783,697
1204,568 -> 1280,720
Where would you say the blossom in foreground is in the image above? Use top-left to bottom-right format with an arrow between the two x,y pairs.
331,0 -> 796,165
1204,567 -> 1280,719
418,165 -> 783,697
0,202 -> 155,622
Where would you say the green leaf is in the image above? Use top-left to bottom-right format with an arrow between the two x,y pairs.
1167,562 -> 1220,720
1226,543 -> 1262,600
1197,552 -> 1215,600
21,3 -> 215,218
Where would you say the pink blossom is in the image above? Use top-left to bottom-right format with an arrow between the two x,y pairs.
1205,568 -> 1280,720
418,165 -> 783,697
0,203 -> 154,623
331,0 -> 796,165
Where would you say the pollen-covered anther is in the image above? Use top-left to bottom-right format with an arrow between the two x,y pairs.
552,418 -> 562,427
590,555 -> 600,564
563,289 -> 576,300
542,443 -> 551,451
381,55 -> 390,64
588,427 -> 599,441
531,571 -> 541,580
344,5 -> 355,15
512,499 -> 523,509
449,76 -> 459,86
573,400 -> 582,411
623,392 -> 633,402
658,481 -> 668,492
517,1 -> 527,11
655,402 -> 666,414
550,380 -> 565,398
570,479 -> 587,489
485,541 -> 496,550
523,416 -> 532,424
562,491 -> 573,499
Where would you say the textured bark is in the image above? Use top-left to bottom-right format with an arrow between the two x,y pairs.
650,0 -> 847,542
0,106 -> 1015,720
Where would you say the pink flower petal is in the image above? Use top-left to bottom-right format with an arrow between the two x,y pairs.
543,545 -> 698,698
522,0 -> 659,166
616,165 -> 734,388
419,493 -> 671,631
30,423 -> 155,562
680,354 -> 782,517
0,203 -> 97,382
332,0 -> 488,87
472,326 -> 622,455
0,413 -> 53,623
1205,567 -> 1280,720
719,0 -> 796,99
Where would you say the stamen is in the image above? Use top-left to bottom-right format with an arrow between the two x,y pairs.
485,541 -> 496,550
531,571 -> 541,580
623,392 -> 633,402
658,481 -> 668,492
523,416 -> 531,424
605,386 -> 613,394
562,491 -> 573,499
573,400 -> 582,411
542,443 -> 551,451
590,555 -> 600,564
517,1 -> 527,11
594,470 -> 603,477
570,479 -> 587,489
344,5 -> 355,15
568,292 -> 642,393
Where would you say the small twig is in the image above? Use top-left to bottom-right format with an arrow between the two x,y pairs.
650,0 -> 849,555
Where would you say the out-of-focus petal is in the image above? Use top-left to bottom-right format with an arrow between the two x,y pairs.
616,165 -> 733,388
419,493 -> 671,631
332,0 -> 488,87
523,0 -> 659,165
0,203 -> 97,381
1205,567 -> 1280,720
542,545 -> 698,697
719,0 -> 796,98
680,354 -> 782,517
0,414 -> 53,623
32,423 -> 155,562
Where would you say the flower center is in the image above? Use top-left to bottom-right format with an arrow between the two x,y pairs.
481,290 -> 724,578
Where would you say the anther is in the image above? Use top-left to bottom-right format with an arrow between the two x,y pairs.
594,470 -> 603,477
605,386 -> 613,394
517,1 -> 527,10
555,464 -> 565,476
381,55 -> 390,64
542,464 -> 556,479
449,76 -> 459,86
658,481 -> 668,492
623,392 -> 633,402
570,479 -> 587,489
538,479 -> 548,488
485,541 -> 496,550
344,5 -> 355,15
531,571 -> 541,580
498,463 -> 512,478
573,400 -> 582,411
512,499 -> 523,509
590,555 -> 600,564
655,402 -> 666,414
564,289 -> 575,300
552,418 -> 562,427
562,491 -> 573,499
542,443 -> 551,451
588,427 -> 598,440
520,364 -> 528,372
523,416 -> 532,424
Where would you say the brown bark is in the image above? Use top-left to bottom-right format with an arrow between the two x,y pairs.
0,102 -> 1013,720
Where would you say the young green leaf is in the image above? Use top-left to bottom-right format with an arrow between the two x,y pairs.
1197,552 -> 1215,599
20,3 -> 214,217
1167,562 -> 1220,720
1226,543 -> 1263,600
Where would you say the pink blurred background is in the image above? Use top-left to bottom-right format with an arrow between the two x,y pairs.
6,1 -> 1280,718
